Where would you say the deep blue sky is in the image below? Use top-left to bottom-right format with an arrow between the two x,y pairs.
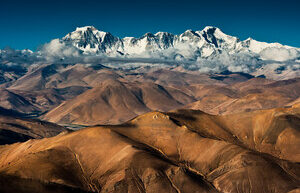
1,0 -> 299,50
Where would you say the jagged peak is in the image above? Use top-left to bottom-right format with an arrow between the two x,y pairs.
66,26 -> 111,37
75,26 -> 98,32
181,29 -> 199,37
198,26 -> 239,45
202,26 -> 220,32
200,26 -> 227,38
183,29 -> 195,33
154,31 -> 173,36
63,26 -> 114,42
58,25 -> 298,57
143,32 -> 155,38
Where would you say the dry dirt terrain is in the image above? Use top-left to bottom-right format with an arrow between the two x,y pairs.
43,76 -> 300,125
0,107 -> 68,145
0,104 -> 299,193
2,62 -> 300,126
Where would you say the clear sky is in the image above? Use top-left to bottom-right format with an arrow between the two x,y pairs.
1,0 -> 299,50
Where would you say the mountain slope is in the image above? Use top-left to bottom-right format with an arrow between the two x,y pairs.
0,106 -> 299,192
185,77 -> 300,114
43,76 -> 300,125
44,79 -> 195,125
0,107 -> 68,145
0,88 -> 40,114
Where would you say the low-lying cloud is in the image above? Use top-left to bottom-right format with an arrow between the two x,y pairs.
40,39 -> 82,61
1,41 -> 300,78
260,47 -> 300,62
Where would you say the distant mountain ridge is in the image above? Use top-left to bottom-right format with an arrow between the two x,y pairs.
61,26 -> 299,60
0,26 -> 299,81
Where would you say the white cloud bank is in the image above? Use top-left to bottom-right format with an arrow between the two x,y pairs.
41,39 -> 82,61
260,47 -> 300,62
1,40 -> 299,80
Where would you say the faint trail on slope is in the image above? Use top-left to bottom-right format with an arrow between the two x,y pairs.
164,171 -> 181,193
68,148 -> 99,192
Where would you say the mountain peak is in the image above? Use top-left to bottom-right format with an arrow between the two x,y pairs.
183,29 -> 195,33
58,25 -> 299,61
143,32 -> 155,37
155,31 -> 172,36
201,26 -> 225,37
202,26 -> 219,31
75,26 -> 98,32
181,29 -> 198,37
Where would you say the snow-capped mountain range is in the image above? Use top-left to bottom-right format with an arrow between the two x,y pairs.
1,26 -> 300,80
61,26 -> 299,61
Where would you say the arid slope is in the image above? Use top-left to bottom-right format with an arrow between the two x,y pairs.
0,105 -> 299,193
44,79 -> 195,125
0,107 -> 68,145
44,77 -> 300,126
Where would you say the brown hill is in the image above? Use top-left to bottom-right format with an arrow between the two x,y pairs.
11,87 -> 89,112
44,79 -> 195,125
0,106 -> 299,192
7,63 -> 121,91
1,63 -> 118,114
0,88 -> 40,114
0,107 -> 68,145
185,78 -> 300,115
2,64 -> 256,116
2,63 -> 300,126
0,87 -> 89,115
44,77 -> 300,126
